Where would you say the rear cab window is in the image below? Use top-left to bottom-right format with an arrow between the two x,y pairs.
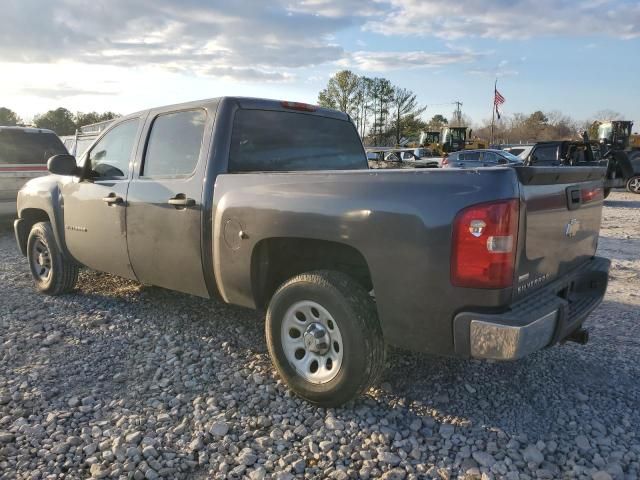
532,145 -> 559,165
0,130 -> 67,165
229,109 -> 367,172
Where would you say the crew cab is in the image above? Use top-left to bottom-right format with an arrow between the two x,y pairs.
14,97 -> 610,406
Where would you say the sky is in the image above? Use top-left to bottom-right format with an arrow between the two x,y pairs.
1,0 -> 639,129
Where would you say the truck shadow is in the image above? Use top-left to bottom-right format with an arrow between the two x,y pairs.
597,235 -> 640,264
3,214 -> 630,440
378,298 -> 639,437
604,199 -> 640,209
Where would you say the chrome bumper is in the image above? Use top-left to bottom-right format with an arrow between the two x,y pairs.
469,310 -> 557,360
453,256 -> 610,361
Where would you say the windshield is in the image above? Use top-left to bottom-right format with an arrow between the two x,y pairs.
450,129 -> 465,141
0,130 -> 67,164
598,124 -> 612,141
229,110 -> 367,172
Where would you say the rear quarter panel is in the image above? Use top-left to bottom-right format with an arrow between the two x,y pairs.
211,168 -> 520,355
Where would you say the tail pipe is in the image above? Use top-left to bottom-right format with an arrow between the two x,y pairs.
565,327 -> 589,345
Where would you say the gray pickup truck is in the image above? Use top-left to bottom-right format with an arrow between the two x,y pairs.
14,97 -> 610,406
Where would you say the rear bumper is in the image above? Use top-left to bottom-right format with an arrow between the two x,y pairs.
453,256 -> 610,360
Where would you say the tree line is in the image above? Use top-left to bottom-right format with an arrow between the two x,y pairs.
317,70 -> 428,146
474,110 -> 625,145
0,107 -> 119,136
317,72 -> 629,146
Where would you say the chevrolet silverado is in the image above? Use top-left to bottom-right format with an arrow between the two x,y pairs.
14,97 -> 610,406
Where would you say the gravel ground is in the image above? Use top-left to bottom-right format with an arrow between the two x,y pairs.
0,191 -> 638,480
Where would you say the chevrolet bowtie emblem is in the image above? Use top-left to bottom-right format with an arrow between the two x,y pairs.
565,219 -> 580,238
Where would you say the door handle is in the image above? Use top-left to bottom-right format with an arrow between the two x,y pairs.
168,195 -> 195,207
102,194 -> 123,205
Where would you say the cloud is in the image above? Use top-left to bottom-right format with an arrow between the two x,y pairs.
364,0 -> 640,40
3,0 -> 636,89
345,49 -> 483,71
0,0 -> 354,82
19,84 -> 118,99
467,59 -> 518,78
205,66 -> 294,83
467,68 -> 519,78
290,0 -> 388,18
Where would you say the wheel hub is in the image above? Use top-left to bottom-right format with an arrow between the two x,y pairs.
281,300 -> 344,384
31,239 -> 51,280
303,322 -> 330,355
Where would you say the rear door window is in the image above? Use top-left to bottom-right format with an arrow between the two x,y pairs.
229,110 -> 366,172
142,110 -> 206,177
482,152 -> 499,164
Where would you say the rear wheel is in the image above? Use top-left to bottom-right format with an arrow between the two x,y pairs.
27,222 -> 78,295
266,271 -> 385,407
626,176 -> 640,194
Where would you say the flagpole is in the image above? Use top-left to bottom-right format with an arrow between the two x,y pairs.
490,78 -> 496,146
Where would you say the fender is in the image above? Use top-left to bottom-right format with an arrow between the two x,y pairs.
16,175 -> 76,262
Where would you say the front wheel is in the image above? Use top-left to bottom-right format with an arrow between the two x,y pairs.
27,222 -> 79,295
266,271 -> 385,407
626,176 -> 640,194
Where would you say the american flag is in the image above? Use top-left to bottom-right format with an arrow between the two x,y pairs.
494,87 -> 505,119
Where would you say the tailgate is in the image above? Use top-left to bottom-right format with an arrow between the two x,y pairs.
513,166 -> 606,299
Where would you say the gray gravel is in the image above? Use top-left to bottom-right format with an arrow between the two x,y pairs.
0,191 -> 639,480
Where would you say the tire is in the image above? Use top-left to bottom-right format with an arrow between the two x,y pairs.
603,188 -> 611,199
266,271 -> 385,407
27,221 -> 78,295
626,176 -> 640,194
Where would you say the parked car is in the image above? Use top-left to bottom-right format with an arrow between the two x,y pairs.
0,126 -> 67,217
397,150 -> 439,168
442,149 -> 524,168
366,148 -> 439,168
14,97 -> 610,406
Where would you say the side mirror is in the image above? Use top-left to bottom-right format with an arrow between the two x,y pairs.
47,154 -> 79,176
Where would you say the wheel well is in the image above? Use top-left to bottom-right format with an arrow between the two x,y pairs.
17,208 -> 50,254
251,238 -> 373,310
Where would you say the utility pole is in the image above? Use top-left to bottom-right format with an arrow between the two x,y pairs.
490,79 -> 496,146
453,101 -> 463,126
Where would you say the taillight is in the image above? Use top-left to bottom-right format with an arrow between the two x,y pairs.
280,101 -> 317,112
442,157 -> 449,166
451,199 -> 519,289
581,186 -> 603,204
